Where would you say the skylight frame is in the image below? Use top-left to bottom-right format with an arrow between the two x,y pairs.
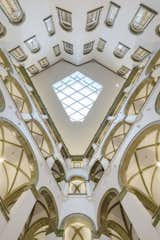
53,71 -> 103,122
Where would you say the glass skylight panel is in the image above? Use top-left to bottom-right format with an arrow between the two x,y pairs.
53,71 -> 103,122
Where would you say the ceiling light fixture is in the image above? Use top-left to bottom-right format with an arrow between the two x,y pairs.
24,35 -> 40,53
0,0 -> 25,24
105,1 -> 120,27
156,162 -> 160,168
9,46 -> 27,62
0,157 -> 4,163
130,4 -> 157,34
43,15 -> 55,36
86,7 -> 103,31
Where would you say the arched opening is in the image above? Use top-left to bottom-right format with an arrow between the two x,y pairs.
102,122 -> 131,161
63,214 -> 94,240
0,121 -> 38,211
98,189 -> 139,240
119,124 -> 160,215
51,160 -> 65,182
27,120 -> 53,159
89,161 -> 104,184
4,75 -> 32,114
125,77 -> 155,116
69,177 -> 87,195
19,187 -> 58,240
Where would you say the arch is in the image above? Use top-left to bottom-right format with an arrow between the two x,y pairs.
155,93 -> 160,115
51,160 -> 65,182
119,124 -> 160,215
102,121 -> 131,161
125,76 -> 155,116
98,189 -> 139,240
0,120 -> 38,211
19,187 -> 59,240
4,75 -> 32,114
27,119 -> 53,159
89,160 -> 104,184
62,213 -> 95,240
69,177 -> 86,195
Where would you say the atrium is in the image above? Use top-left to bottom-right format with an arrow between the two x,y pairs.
0,0 -> 160,240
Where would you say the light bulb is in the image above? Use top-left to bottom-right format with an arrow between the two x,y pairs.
156,162 -> 160,167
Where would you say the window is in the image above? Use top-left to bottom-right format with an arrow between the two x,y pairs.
83,41 -> 94,55
117,65 -> 130,76
113,42 -> 130,58
63,41 -> 73,55
105,1 -> 120,27
0,0 -> 25,24
57,7 -> 72,31
27,64 -> 39,75
130,4 -> 157,34
97,38 -> 106,52
53,71 -> 103,122
39,57 -> 49,69
86,7 -> 102,31
24,35 -> 40,53
9,46 -> 27,62
132,46 -> 151,62
53,44 -> 61,57
43,15 -> 55,36
69,177 -> 86,194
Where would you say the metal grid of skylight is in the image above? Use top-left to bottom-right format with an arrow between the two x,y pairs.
53,71 -> 103,122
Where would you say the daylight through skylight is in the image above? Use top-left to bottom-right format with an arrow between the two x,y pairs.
53,71 -> 103,122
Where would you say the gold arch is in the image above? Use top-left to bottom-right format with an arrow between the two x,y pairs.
125,76 -> 156,116
52,160 -> 65,182
98,189 -> 139,240
89,160 -> 104,184
0,120 -> 38,212
19,187 -> 59,240
102,122 -> 131,161
119,124 -> 160,215
5,75 -> 32,114
27,119 -> 53,159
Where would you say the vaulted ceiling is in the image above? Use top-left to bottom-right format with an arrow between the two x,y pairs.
0,0 -> 160,78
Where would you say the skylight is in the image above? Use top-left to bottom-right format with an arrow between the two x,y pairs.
53,71 -> 103,122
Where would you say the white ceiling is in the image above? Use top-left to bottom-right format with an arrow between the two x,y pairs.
32,60 -> 124,155
0,0 -> 160,75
